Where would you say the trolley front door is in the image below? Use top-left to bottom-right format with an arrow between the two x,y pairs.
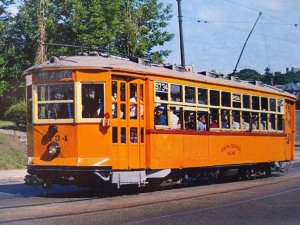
111,78 -> 145,170
127,80 -> 145,169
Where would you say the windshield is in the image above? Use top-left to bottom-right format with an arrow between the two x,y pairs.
37,83 -> 74,119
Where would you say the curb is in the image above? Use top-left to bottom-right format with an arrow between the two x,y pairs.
0,169 -> 27,184
0,128 -> 27,144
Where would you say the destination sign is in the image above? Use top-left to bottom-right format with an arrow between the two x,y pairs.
155,82 -> 168,93
35,70 -> 72,81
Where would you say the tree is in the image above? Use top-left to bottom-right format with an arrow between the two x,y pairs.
261,67 -> 273,85
0,0 -> 15,96
115,0 -> 174,63
273,72 -> 287,85
237,69 -> 262,81
0,1 -> 10,97
0,0 -> 174,118
0,0 -> 28,118
35,0 -> 47,63
15,0 -> 174,61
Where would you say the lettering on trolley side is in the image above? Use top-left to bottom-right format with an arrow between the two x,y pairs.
53,135 -> 68,142
221,144 -> 241,156
155,82 -> 168,93
42,134 -> 68,145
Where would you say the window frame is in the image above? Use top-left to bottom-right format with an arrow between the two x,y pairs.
153,80 -> 286,133
34,82 -> 75,123
80,82 -> 106,122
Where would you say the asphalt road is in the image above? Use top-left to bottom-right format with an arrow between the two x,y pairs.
1,163 -> 300,225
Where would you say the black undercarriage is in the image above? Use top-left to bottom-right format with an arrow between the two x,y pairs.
24,162 -> 287,189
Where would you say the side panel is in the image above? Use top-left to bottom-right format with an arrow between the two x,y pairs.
148,132 -> 286,169
76,124 -> 111,167
182,134 -> 209,168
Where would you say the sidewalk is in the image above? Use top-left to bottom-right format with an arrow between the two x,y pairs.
0,169 -> 27,184
0,128 -> 27,144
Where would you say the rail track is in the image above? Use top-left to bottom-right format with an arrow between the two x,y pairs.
1,167 -> 300,224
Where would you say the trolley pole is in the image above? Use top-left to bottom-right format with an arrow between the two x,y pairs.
232,12 -> 262,75
177,0 -> 185,68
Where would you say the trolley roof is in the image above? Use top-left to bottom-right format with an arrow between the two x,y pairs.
25,55 -> 295,100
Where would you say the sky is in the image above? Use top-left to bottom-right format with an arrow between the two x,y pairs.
160,0 -> 300,74
7,0 -> 300,75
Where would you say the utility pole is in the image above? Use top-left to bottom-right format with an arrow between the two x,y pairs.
176,0 -> 185,68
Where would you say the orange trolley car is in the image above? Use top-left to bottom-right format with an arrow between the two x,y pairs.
25,54 -> 296,188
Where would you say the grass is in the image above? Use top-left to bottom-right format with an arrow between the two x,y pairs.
0,133 -> 27,170
0,120 -> 15,130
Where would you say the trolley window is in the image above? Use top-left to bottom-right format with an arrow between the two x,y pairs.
270,98 -> 276,112
242,112 -> 250,131
261,97 -> 268,111
221,109 -> 230,129
277,100 -> 283,113
243,95 -> 250,109
82,83 -> 105,118
169,106 -> 182,129
232,110 -> 241,129
210,90 -> 220,106
198,88 -> 207,105
37,83 -> 74,119
185,86 -> 196,103
155,104 -> 168,126
155,82 -> 168,101
232,93 -> 241,108
171,84 -> 182,102
252,96 -> 260,110
210,108 -> 219,128
221,92 -> 231,107
277,115 -> 283,130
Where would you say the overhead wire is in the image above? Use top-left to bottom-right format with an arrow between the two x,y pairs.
181,1 -> 300,72
222,0 -> 300,29
183,16 -> 299,27
182,17 -> 300,46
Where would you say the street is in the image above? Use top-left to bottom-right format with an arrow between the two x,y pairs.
0,158 -> 300,225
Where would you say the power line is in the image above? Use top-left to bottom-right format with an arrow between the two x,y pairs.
222,0 -> 300,29
183,17 -> 300,46
183,16 -> 299,27
212,22 -> 300,46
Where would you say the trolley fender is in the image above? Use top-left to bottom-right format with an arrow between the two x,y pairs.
146,169 -> 171,179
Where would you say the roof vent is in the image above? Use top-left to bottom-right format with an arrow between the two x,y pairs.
230,76 -> 240,82
198,70 -> 224,78
49,56 -> 59,64
164,64 -> 185,72
130,57 -> 151,66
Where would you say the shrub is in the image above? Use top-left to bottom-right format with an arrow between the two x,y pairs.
5,101 -> 27,131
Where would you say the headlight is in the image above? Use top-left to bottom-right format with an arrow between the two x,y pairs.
47,142 -> 61,157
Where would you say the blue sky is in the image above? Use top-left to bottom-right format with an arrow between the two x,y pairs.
160,0 -> 300,74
